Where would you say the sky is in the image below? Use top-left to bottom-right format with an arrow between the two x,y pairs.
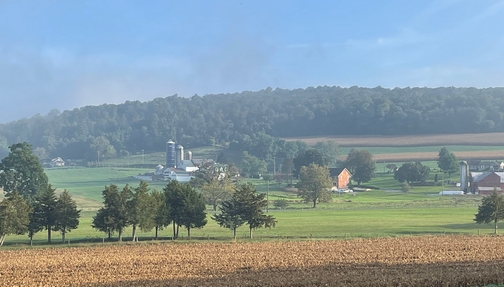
1,0 -> 504,123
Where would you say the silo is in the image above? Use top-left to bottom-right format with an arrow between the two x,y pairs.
459,161 -> 469,192
166,140 -> 176,168
176,145 -> 184,167
186,151 -> 193,160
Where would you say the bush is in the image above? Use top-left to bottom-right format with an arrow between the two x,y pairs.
273,199 -> 289,210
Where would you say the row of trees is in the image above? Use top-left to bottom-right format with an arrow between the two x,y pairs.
92,180 -> 276,241
0,186 -> 80,245
0,142 -> 81,246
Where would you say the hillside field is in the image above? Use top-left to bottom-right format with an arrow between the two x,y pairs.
2,236 -> 504,286
285,133 -> 504,161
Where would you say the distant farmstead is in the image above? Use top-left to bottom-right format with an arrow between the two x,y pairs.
329,168 -> 352,190
51,157 -> 65,167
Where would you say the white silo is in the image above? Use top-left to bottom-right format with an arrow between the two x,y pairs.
186,151 -> 193,160
459,161 -> 469,192
176,145 -> 184,167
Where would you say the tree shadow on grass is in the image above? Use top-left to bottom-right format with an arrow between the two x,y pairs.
77,260 -> 504,287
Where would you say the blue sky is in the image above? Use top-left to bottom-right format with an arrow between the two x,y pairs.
1,0 -> 503,123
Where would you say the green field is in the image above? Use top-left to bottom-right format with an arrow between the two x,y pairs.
3,143 -> 501,247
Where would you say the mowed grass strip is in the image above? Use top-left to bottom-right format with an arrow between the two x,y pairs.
2,236 -> 504,286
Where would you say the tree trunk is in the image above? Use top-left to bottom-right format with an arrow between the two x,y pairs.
213,203 -> 217,211
0,234 -> 5,246
313,198 -> 317,208
187,227 -> 191,240
108,230 -> 111,240
132,224 -> 137,242
176,225 -> 179,239
172,223 -> 176,240
62,230 -> 66,243
233,227 -> 237,239
155,226 -> 159,240
29,236 -> 33,246
118,229 -> 123,242
495,219 -> 498,235
48,226 -> 52,244
249,227 -> 253,239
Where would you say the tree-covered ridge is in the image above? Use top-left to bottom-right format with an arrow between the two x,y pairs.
2,86 -> 504,159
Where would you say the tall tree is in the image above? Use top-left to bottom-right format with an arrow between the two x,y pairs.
201,177 -> 234,211
129,181 -> 156,241
0,192 -> 31,246
151,190 -> 170,240
236,183 -> 276,239
296,164 -> 333,208
394,162 -> 431,186
475,189 -> 504,234
313,141 -> 341,167
164,181 -> 207,239
0,142 -> 48,199
293,149 -> 327,178
344,149 -> 376,186
212,195 -> 246,240
92,184 -> 131,241
437,147 -> 458,177
32,184 -> 58,243
240,151 -> 267,177
179,187 -> 207,239
54,190 -> 81,243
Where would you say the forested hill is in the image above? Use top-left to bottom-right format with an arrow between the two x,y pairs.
1,86 -> 504,160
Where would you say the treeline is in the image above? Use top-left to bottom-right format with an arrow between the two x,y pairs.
2,86 -> 504,160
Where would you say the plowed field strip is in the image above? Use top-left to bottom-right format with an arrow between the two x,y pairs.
285,132 -> 504,146
1,236 -> 504,286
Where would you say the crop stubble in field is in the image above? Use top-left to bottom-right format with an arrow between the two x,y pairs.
1,236 -> 504,286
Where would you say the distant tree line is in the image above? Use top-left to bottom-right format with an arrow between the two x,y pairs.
1,86 -> 504,160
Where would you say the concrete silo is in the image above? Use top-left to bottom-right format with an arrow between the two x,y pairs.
186,151 -> 193,160
166,140 -> 176,168
176,145 -> 184,167
459,161 -> 469,192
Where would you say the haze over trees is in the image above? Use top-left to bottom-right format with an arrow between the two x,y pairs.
2,86 -> 504,160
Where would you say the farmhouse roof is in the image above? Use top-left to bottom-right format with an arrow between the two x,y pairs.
329,168 -> 351,177
472,172 -> 504,183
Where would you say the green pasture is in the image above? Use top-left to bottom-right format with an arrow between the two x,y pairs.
5,143 -> 498,247
4,205 -> 495,246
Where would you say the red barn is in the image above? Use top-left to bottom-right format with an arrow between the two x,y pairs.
471,172 -> 504,195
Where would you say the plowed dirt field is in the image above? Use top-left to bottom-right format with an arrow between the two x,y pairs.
1,236 -> 504,286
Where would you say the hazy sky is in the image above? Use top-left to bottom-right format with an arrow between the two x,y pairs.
1,0 -> 503,123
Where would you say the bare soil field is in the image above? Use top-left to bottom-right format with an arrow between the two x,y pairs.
286,132 -> 504,146
1,236 -> 504,286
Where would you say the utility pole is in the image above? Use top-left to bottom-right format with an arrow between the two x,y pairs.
142,149 -> 144,165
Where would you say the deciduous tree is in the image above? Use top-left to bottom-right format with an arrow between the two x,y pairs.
92,184 -> 131,241
0,142 -> 48,199
475,189 -> 504,234
344,149 -> 375,186
394,162 -> 431,186
129,181 -> 156,241
296,164 -> 333,208
201,177 -> 234,211
293,149 -> 327,178
0,192 -> 30,246
437,147 -> 458,176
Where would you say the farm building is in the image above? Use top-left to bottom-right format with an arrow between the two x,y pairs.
467,160 -> 504,171
470,172 -> 504,195
329,168 -> 352,190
